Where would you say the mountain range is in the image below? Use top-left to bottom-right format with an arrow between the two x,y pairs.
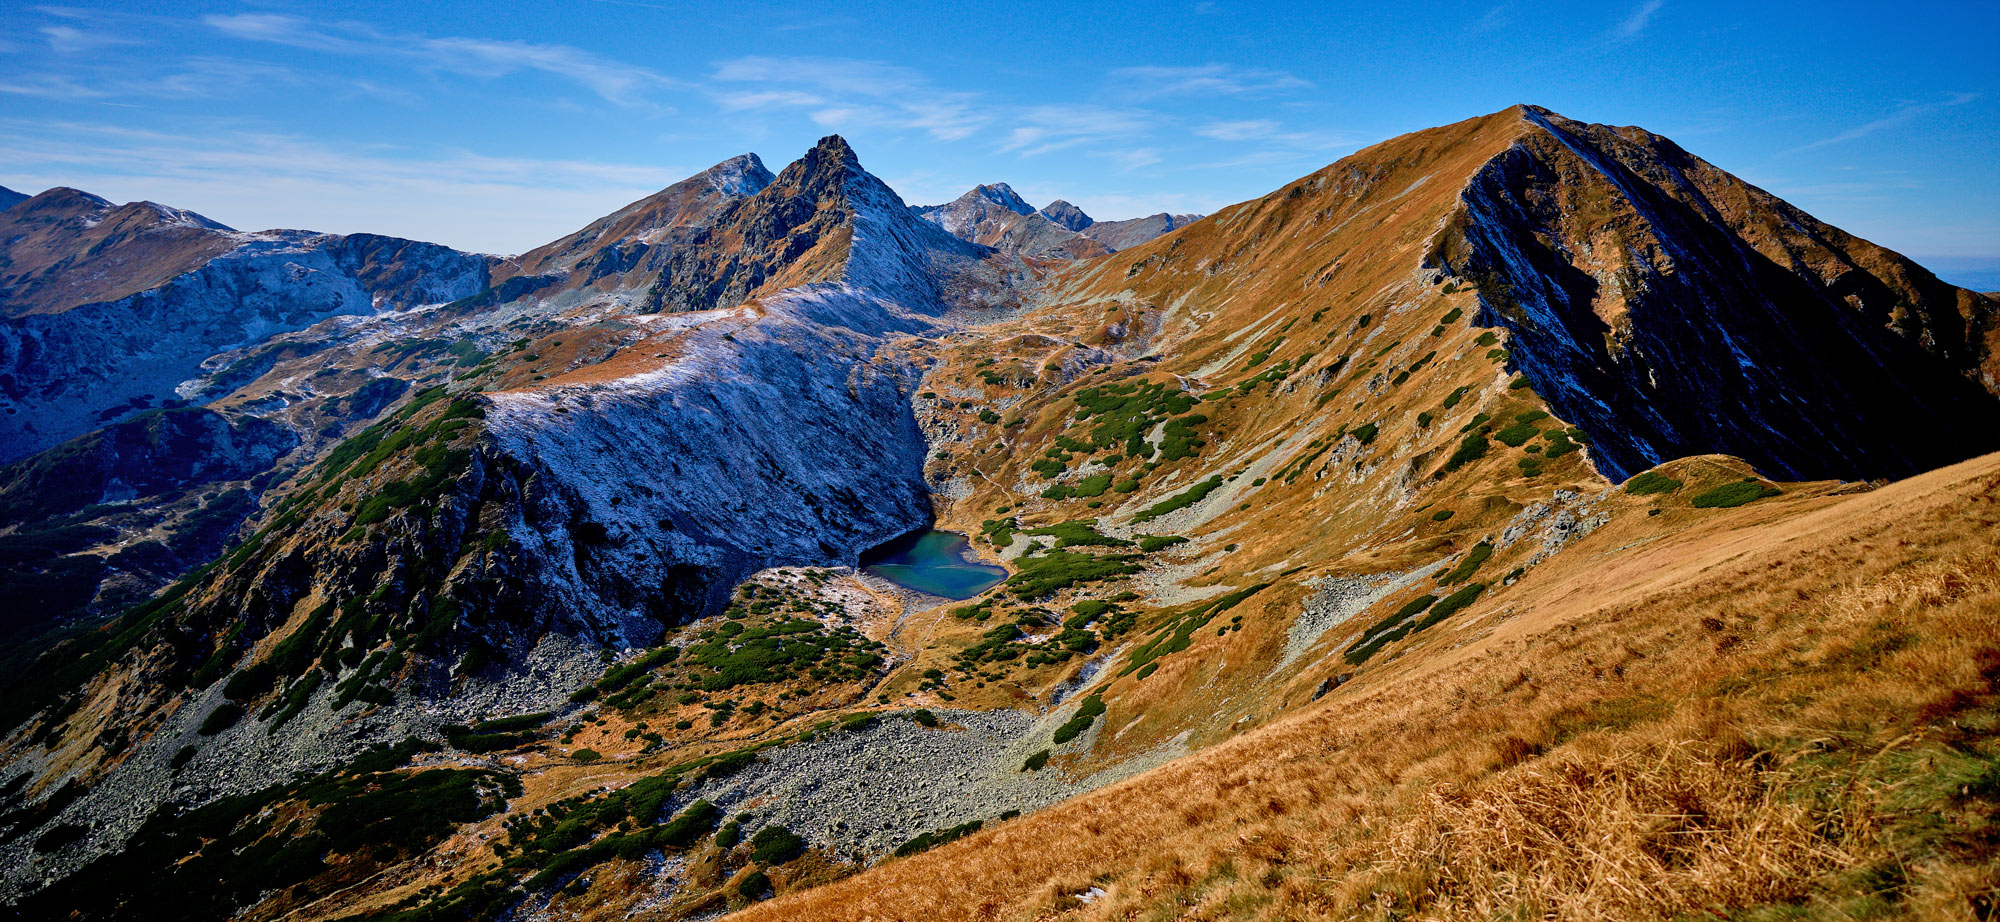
0,105 -> 1996,922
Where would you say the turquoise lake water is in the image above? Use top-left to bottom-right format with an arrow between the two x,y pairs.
859,529 -> 1006,600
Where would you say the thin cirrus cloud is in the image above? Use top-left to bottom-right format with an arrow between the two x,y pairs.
1000,105 -> 1155,157
202,13 -> 678,107
41,25 -> 142,55
1613,0 -> 1666,40
1195,118 -> 1352,152
709,56 -> 992,141
0,56 -> 304,103
0,119 -> 679,253
709,56 -> 1308,157
1780,92 -> 1982,156
1108,63 -> 1311,99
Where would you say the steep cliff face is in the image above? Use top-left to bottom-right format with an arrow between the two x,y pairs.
1434,106 -> 2000,481
481,300 -> 933,643
468,136 -> 974,639
0,200 -> 491,460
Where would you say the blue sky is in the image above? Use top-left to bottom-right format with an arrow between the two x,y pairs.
1,1 -> 1995,286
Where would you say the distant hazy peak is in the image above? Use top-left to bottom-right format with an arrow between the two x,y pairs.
702,153 -> 774,197
0,185 -> 29,213
1039,199 -> 1093,231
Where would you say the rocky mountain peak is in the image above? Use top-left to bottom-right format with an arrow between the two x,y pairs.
801,133 -> 861,173
700,152 -> 774,196
969,183 -> 1035,215
1039,199 -> 1093,230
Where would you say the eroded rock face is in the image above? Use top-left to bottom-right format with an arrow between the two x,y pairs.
1437,107 -> 2000,481
0,222 -> 489,461
484,294 -> 934,643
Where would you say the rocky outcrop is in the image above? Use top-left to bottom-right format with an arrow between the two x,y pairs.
497,139 -> 991,316
495,153 -> 776,297
483,294 -> 934,642
1435,106 -> 2000,481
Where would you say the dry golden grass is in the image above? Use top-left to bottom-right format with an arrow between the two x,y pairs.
723,452 -> 2000,922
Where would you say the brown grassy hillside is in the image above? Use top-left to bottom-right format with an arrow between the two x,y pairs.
731,450 -> 2000,921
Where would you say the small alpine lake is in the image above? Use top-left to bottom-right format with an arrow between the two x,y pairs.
859,529 -> 1007,600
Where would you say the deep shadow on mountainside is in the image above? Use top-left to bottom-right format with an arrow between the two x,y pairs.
0,107 -> 1996,921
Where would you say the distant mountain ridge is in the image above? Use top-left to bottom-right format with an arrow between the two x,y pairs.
2,106 -> 1999,922
0,190 -> 491,461
911,182 -> 1110,260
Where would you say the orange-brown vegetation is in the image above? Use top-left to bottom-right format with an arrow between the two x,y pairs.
730,451 -> 2000,922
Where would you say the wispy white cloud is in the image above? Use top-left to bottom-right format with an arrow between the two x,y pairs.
1108,63 -> 1310,99
1613,0 -> 1664,40
0,74 -> 111,100
1000,104 -> 1154,156
41,25 -> 140,54
1195,118 -> 1352,151
1780,92 -> 1981,155
0,119 -> 680,253
203,13 -> 677,106
1100,147 -> 1163,172
0,55 -> 300,102
1196,119 -> 1279,142
710,56 -> 992,141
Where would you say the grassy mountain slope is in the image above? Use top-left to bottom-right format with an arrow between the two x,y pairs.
735,448 -> 2000,921
2,106 -> 1996,922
